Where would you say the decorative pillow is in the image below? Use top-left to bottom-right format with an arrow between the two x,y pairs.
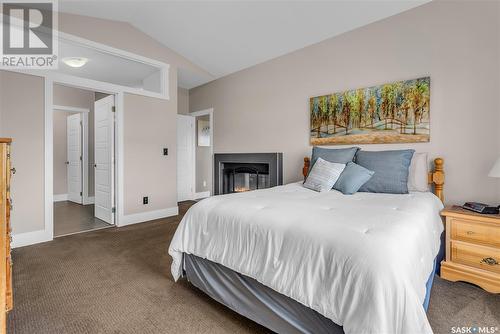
333,162 -> 374,195
408,152 -> 429,192
304,158 -> 346,192
356,149 -> 415,194
310,146 -> 359,173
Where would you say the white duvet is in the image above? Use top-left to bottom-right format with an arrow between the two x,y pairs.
169,182 -> 444,334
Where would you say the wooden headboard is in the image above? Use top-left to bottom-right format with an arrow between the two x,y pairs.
302,156 -> 445,203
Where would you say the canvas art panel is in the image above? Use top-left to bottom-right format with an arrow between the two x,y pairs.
198,119 -> 210,146
310,77 -> 430,145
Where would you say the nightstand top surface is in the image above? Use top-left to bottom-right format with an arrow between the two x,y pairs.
441,205 -> 500,223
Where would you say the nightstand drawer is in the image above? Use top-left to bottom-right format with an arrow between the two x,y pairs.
450,218 -> 500,248
451,241 -> 500,274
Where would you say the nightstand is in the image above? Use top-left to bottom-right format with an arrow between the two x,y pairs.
441,205 -> 500,293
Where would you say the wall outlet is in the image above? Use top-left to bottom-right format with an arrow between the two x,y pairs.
203,180 -> 207,187
163,148 -> 168,156
143,196 -> 149,205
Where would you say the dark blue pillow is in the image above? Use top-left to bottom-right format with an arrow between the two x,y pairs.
356,149 -> 415,194
333,162 -> 374,195
310,147 -> 359,171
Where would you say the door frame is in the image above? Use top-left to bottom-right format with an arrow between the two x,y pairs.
53,105 -> 92,205
40,78 -> 124,247
9,30 -> 170,248
189,108 -> 214,198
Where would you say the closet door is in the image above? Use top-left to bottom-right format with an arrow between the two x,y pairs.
67,113 -> 83,204
94,96 -> 115,224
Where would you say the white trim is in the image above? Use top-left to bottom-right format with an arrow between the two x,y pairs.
53,194 -> 68,202
193,191 -> 211,200
6,29 -> 170,100
12,229 -> 52,249
115,92 -> 125,227
45,77 -> 55,244
53,105 -> 90,113
120,207 -> 179,227
189,108 -> 214,195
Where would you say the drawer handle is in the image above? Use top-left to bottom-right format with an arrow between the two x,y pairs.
481,257 -> 499,266
466,231 -> 475,235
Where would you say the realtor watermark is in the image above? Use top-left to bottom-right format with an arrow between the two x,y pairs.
1,0 -> 58,69
451,326 -> 499,334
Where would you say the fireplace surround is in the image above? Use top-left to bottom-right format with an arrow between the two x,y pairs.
214,153 -> 283,195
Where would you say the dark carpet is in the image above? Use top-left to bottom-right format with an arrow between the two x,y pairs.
8,202 -> 500,334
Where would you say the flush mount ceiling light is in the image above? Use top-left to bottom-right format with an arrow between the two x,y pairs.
62,57 -> 89,68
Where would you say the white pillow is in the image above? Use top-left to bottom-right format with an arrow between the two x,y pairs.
304,158 -> 346,192
407,152 -> 429,192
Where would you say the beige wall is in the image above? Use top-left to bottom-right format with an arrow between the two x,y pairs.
57,12 -> 181,216
53,84 -> 96,197
195,115 -> 211,193
178,88 -> 190,115
190,1 -> 500,205
0,72 -> 45,234
123,93 -> 177,214
0,12 -> 201,236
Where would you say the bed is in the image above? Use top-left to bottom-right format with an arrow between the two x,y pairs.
169,156 -> 446,334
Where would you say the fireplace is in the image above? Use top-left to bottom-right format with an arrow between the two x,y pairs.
214,153 -> 283,195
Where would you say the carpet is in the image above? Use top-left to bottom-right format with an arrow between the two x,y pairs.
7,202 -> 500,334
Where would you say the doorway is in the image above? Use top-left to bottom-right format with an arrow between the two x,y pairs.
176,108 -> 213,201
52,84 -> 116,237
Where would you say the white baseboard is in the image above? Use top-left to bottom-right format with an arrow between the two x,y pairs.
83,196 -> 95,205
53,194 -> 68,202
120,206 -> 179,227
12,229 -> 52,248
193,191 -> 211,199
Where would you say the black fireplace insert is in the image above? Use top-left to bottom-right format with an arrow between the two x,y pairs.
214,153 -> 283,195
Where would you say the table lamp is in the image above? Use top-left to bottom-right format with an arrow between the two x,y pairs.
462,158 -> 500,214
488,157 -> 500,178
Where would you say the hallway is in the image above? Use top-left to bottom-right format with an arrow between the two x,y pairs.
54,201 -> 112,237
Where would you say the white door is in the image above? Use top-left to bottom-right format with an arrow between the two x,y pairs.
67,113 -> 83,204
94,95 -> 115,224
177,115 -> 195,201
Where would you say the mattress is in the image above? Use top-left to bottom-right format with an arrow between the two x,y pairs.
169,182 -> 444,333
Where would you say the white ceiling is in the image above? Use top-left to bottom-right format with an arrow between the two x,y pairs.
59,0 -> 430,89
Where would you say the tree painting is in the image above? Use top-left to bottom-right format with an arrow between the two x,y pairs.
310,77 -> 430,145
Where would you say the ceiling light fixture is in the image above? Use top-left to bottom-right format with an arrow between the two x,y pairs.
62,57 -> 89,68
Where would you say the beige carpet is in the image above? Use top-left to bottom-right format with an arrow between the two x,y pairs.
8,202 -> 500,334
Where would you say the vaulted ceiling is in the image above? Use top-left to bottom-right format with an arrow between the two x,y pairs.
59,1 -> 430,89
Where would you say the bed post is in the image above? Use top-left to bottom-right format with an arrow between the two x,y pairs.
429,158 -> 445,203
303,157 -> 310,181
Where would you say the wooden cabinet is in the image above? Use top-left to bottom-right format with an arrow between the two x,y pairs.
0,138 -> 13,333
441,206 -> 500,293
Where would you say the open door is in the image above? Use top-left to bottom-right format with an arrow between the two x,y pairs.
177,114 -> 195,201
67,113 -> 83,204
94,95 -> 115,224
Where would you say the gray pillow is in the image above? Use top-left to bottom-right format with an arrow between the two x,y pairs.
304,158 -> 346,192
356,149 -> 415,194
310,146 -> 359,172
333,162 -> 374,195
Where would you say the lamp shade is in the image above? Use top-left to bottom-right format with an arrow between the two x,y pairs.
488,157 -> 500,178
